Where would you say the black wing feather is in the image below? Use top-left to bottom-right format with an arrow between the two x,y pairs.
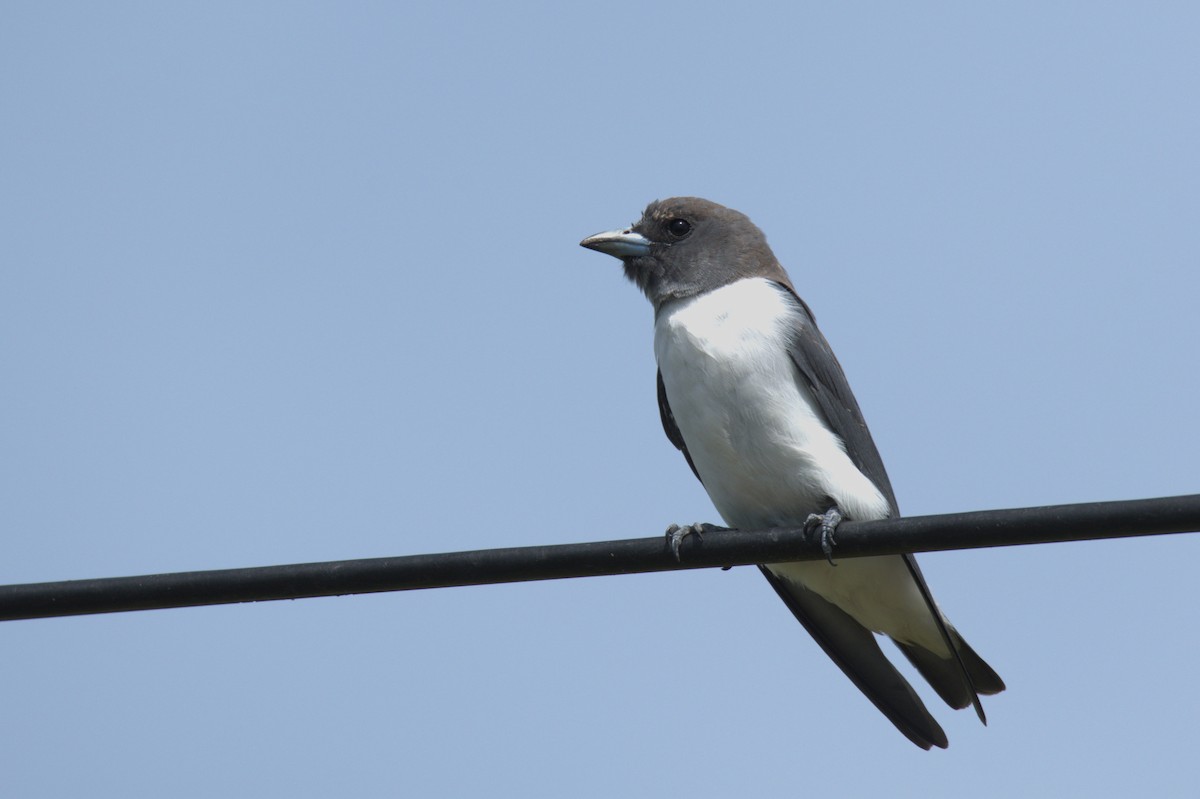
774,282 -> 987,722
777,287 -> 899,513
759,566 -> 947,749
658,369 -> 702,483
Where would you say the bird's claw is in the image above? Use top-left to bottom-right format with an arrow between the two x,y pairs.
665,522 -> 715,561
805,507 -> 844,566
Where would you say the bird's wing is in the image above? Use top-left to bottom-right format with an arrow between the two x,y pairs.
776,285 -> 899,513
657,369 -> 702,483
759,565 -> 947,749
775,282 -> 987,722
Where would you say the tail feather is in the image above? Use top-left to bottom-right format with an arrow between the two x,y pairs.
899,554 -> 1004,724
957,633 -> 1006,695
896,628 -> 1004,713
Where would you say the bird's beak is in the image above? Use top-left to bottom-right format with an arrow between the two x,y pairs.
579,228 -> 652,258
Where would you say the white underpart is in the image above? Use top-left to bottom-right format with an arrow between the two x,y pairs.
655,277 -> 947,652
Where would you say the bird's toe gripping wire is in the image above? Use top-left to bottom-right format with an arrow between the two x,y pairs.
665,522 -> 718,561
804,506 -> 844,565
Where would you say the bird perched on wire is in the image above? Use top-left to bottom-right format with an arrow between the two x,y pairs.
580,197 -> 1004,749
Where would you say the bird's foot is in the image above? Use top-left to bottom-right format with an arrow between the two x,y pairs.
665,522 -> 717,561
804,506 -> 844,566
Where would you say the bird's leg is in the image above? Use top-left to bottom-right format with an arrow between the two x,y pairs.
804,506 -> 844,566
665,522 -> 718,561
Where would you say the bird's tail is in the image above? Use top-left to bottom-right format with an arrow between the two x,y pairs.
895,629 -> 1005,711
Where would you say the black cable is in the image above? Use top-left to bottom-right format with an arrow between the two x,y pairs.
1,493 -> 1198,622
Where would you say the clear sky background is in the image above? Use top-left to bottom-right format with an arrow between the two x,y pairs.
3,2 -> 1199,796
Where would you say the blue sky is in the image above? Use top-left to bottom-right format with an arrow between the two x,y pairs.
3,2 -> 1199,796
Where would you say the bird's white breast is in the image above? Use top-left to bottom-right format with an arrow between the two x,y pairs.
653,277 -> 890,529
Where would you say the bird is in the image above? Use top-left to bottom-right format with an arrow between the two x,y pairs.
579,197 -> 1004,749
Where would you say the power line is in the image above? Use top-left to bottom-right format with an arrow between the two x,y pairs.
2,493 -> 1198,623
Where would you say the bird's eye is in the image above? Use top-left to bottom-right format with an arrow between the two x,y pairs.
666,218 -> 692,238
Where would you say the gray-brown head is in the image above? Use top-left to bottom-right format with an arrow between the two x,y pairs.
580,197 -> 792,309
